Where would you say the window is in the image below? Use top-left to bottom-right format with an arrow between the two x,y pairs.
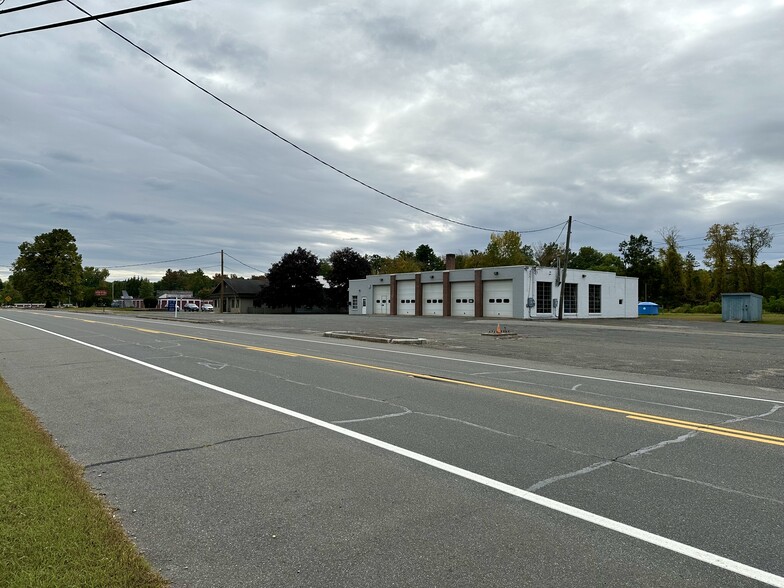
589,284 -> 601,313
351,295 -> 358,310
563,283 -> 577,314
503,298 -> 510,303
489,298 -> 496,303
536,281 -> 552,313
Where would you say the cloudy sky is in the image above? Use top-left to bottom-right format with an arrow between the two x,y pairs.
2,0 -> 783,281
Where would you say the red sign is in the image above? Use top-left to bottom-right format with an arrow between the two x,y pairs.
94,289 -> 108,297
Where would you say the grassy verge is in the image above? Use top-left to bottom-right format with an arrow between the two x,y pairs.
655,312 -> 784,325
0,376 -> 168,588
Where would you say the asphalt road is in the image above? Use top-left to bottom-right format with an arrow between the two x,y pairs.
1,309 -> 783,587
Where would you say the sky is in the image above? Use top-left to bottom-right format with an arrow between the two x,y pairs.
2,0 -> 783,282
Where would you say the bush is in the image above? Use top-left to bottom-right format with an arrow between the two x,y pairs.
763,296 -> 784,313
143,298 -> 157,309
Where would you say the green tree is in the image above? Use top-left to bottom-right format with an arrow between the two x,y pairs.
484,231 -> 535,267
658,227 -> 684,308
703,223 -> 738,299
259,247 -> 323,313
454,249 -> 485,269
80,266 -> 110,306
619,234 -> 659,301
157,269 -> 189,292
0,276 -> 22,304
533,241 -> 564,267
569,246 -> 605,270
733,224 -> 773,292
11,229 -> 83,306
379,251 -> 421,274
323,247 -> 372,311
187,269 -> 214,299
414,244 -> 445,271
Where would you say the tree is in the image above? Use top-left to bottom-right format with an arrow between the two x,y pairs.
157,269 -> 189,292
619,234 -> 659,301
414,244 -> 445,271
454,249 -> 485,269
323,247 -> 372,310
259,247 -> 323,313
484,231 -> 535,267
703,223 -> 738,299
533,241 -> 564,267
80,266 -> 110,306
658,227 -> 684,308
569,246 -> 605,270
379,251 -> 421,274
11,228 -> 83,306
734,224 -> 773,292
187,268 -> 214,299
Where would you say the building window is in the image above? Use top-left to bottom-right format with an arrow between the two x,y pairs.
589,284 -> 601,313
351,295 -> 358,310
536,281 -> 552,313
564,283 -> 577,314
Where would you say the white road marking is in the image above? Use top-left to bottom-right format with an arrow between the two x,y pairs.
3,315 -> 784,587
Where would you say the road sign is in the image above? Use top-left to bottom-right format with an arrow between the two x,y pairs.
94,289 -> 108,297
4,296 -> 11,302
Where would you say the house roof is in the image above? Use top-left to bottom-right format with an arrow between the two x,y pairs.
211,278 -> 268,298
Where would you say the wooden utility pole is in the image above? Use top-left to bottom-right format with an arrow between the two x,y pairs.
557,216 -> 572,320
220,249 -> 225,313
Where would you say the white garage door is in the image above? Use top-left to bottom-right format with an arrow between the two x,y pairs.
451,282 -> 475,316
397,281 -> 416,316
484,280 -> 513,318
422,283 -> 443,316
373,285 -> 390,315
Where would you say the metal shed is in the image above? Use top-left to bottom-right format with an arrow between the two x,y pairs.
637,301 -> 659,316
721,293 -> 763,322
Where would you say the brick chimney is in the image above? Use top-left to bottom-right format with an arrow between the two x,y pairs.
445,253 -> 456,270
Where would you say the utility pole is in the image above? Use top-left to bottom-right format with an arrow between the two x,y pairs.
557,215 -> 572,321
220,249 -> 225,313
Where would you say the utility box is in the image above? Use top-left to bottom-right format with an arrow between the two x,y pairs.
637,301 -> 659,316
721,293 -> 763,322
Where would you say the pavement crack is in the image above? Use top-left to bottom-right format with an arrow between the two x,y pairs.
84,426 -> 312,468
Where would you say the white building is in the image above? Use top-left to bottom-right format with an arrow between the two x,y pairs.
348,265 -> 638,319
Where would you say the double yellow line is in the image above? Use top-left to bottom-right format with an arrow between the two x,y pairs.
74,316 -> 784,448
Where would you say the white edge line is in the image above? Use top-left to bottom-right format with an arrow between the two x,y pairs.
71,311 -> 781,405
3,315 -> 784,588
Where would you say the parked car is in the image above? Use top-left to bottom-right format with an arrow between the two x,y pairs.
201,303 -> 214,312
183,303 -> 200,311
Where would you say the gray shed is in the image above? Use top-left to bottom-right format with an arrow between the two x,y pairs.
721,293 -> 763,322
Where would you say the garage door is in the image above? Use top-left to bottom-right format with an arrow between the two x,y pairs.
422,283 -> 443,316
451,282 -> 475,316
397,281 -> 416,316
484,280 -> 513,318
373,285 -> 390,315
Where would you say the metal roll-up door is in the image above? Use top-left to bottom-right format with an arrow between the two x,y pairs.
397,281 -> 416,315
484,280 -> 513,317
422,283 -> 443,316
451,282 -> 475,316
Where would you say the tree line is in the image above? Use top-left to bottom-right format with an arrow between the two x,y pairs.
2,225 -> 782,313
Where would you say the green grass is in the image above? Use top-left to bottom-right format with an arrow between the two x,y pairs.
0,376 -> 168,588
654,312 -> 784,325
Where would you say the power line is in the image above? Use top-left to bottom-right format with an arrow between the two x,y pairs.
105,251 -> 220,269
0,0 -> 62,15
63,0 -> 526,234
0,0 -> 191,37
224,252 -> 266,275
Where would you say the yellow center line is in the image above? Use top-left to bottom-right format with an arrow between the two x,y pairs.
64,315 -> 784,448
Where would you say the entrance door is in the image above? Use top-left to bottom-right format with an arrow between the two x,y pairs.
361,297 -> 367,315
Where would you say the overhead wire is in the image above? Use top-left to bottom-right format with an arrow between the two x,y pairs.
105,251 -> 220,269
0,0 -> 61,14
224,252 -> 265,275
0,0 -> 190,37
62,0 -> 553,235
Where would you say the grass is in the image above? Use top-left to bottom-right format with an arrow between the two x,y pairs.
0,376 -> 168,588
654,312 -> 784,325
